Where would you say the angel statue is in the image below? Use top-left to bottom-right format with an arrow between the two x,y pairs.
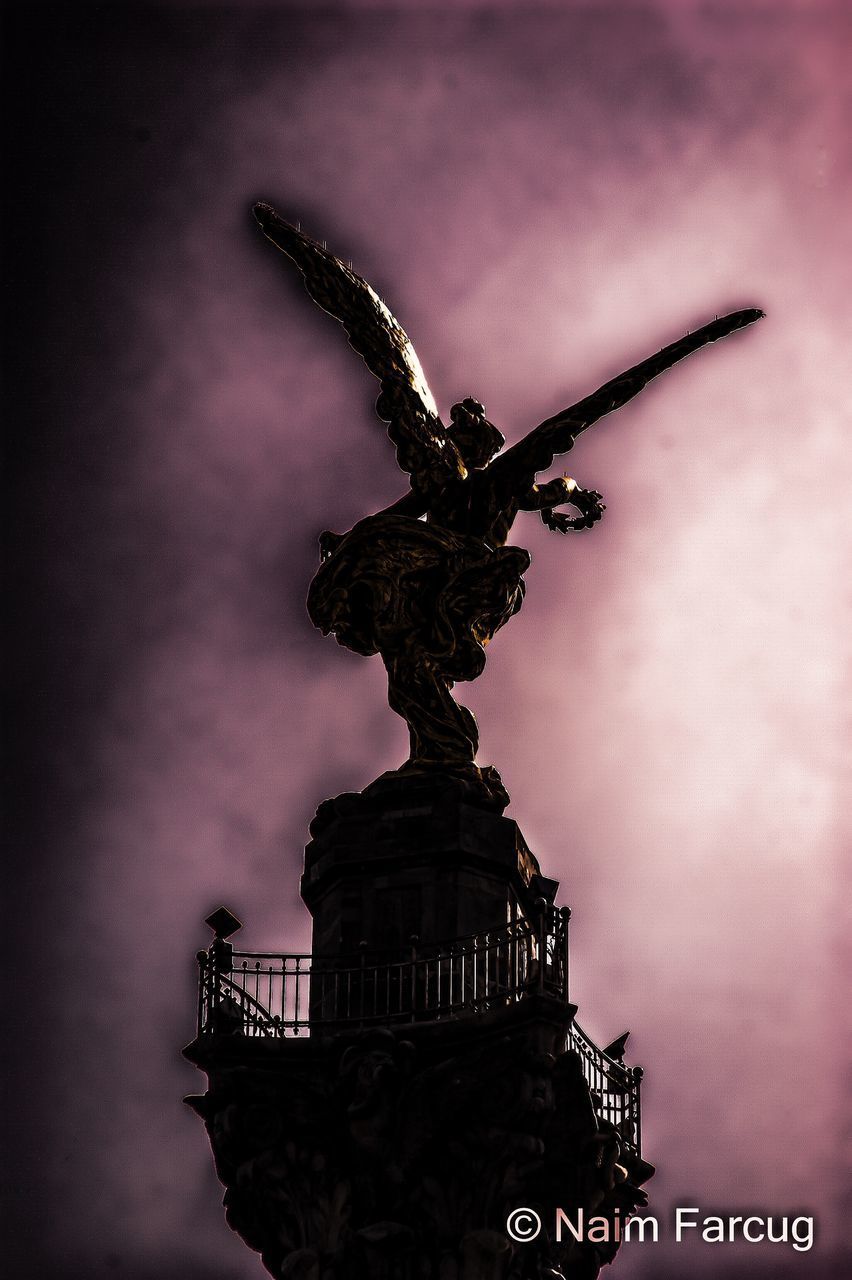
254,202 -> 762,796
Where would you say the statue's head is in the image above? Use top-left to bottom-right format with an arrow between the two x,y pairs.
449,398 -> 505,470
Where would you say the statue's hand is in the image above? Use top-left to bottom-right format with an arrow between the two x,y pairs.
540,484 -> 605,533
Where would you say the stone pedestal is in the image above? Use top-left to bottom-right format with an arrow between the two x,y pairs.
303,771 -> 557,960
186,770 -> 652,1280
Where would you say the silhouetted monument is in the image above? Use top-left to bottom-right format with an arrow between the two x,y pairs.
184,205 -> 762,1280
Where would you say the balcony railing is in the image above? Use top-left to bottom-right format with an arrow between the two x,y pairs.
570,1020 -> 643,1158
194,906 -> 642,1156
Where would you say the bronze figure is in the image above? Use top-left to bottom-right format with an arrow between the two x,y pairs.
254,202 -> 762,783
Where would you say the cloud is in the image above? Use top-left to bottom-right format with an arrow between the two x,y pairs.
5,4 -> 848,1276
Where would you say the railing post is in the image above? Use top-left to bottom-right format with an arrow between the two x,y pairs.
358,940 -> 368,1028
631,1065 -> 644,1158
202,907 -> 241,1034
210,938 -> 231,1025
196,950 -> 208,1034
535,898 -> 548,994
561,905 -> 572,1004
409,935 -> 419,1021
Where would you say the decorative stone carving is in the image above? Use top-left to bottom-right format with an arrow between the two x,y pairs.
186,1000 -> 652,1280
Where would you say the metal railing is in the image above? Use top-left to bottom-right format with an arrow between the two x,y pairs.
197,908 -> 567,1037
194,904 -> 642,1156
568,1020 -> 643,1157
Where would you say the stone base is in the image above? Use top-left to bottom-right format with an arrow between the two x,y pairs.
303,770 -> 558,961
185,998 -> 652,1280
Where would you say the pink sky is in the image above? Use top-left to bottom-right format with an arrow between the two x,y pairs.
6,3 -> 849,1278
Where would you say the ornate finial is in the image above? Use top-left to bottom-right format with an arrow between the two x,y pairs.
204,905 -> 242,939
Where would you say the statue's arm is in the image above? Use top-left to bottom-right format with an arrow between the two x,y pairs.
519,476 -> 605,533
487,308 -> 764,503
517,476 -> 576,511
376,488 -> 430,518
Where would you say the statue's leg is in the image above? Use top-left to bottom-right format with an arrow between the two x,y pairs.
383,653 -> 479,764
438,547 -> 530,680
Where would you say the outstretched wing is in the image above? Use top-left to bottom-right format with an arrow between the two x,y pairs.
253,202 -> 466,493
488,308 -> 765,496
